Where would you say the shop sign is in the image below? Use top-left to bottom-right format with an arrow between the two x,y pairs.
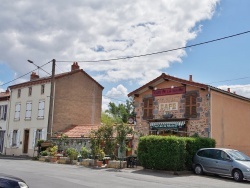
150,121 -> 185,129
159,102 -> 178,111
152,86 -> 185,96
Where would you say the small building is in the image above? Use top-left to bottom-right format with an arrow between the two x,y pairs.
0,89 -> 10,154
128,73 -> 250,155
5,62 -> 103,157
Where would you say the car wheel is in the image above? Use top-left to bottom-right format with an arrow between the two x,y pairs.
194,165 -> 203,175
233,169 -> 243,182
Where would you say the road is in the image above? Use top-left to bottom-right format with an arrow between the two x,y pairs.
0,158 -> 249,188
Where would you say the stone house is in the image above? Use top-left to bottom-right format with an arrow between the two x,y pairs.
128,73 -> 250,155
5,62 -> 103,157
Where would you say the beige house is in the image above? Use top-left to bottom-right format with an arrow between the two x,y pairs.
6,62 -> 103,156
128,73 -> 250,155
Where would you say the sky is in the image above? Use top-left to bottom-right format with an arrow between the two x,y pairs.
0,0 -> 250,111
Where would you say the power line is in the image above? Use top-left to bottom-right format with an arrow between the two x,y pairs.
207,76 -> 250,84
0,61 -> 52,87
57,30 -> 250,63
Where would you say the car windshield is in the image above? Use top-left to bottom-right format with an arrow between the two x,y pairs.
227,150 -> 250,161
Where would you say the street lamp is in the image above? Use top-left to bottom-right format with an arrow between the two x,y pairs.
28,59 -> 56,141
27,60 -> 51,75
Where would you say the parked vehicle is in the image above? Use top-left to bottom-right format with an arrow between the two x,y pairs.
0,173 -> 29,188
192,148 -> 250,182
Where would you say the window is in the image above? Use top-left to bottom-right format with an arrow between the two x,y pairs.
143,98 -> 154,119
185,92 -> 197,118
0,105 -> 7,120
12,130 -> 18,146
38,100 -> 45,119
28,87 -> 32,96
25,102 -> 32,120
14,103 -> 21,120
17,89 -> 21,98
41,85 -> 45,94
36,129 -> 42,142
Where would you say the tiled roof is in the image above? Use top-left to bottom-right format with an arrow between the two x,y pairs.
0,90 -> 10,100
56,124 -> 100,138
128,73 -> 250,102
128,73 -> 207,97
9,69 -> 104,89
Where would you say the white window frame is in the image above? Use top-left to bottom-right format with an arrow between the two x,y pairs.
38,100 -> 45,119
14,103 -> 21,121
25,101 -> 32,120
12,130 -> 19,147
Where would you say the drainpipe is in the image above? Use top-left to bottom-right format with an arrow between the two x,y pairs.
5,90 -> 12,155
207,86 -> 211,138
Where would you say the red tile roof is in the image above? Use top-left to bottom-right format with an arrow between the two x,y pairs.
56,124 -> 100,138
0,90 -> 10,101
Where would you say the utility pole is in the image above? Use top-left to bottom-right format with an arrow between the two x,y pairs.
47,59 -> 56,140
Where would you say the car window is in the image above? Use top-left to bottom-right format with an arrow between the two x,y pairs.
197,149 -> 214,159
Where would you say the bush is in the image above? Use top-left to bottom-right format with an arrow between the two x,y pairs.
138,135 -> 216,171
80,147 -> 90,159
40,150 -> 49,156
66,148 -> 79,160
49,145 -> 58,157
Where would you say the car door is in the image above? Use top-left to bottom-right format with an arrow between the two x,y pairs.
213,150 -> 232,175
198,149 -> 218,173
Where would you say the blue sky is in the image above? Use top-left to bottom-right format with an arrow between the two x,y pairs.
0,0 -> 250,110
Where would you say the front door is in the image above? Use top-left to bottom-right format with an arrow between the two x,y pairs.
23,130 -> 29,154
0,130 -> 5,153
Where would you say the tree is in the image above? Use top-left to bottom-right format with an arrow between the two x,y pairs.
115,123 -> 134,158
105,97 -> 135,123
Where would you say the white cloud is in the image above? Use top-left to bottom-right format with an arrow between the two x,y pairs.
218,84 -> 250,98
0,0 -> 219,85
106,84 -> 128,98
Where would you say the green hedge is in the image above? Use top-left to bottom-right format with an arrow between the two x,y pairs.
138,136 -> 215,171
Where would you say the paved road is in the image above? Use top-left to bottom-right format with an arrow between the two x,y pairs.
0,158 -> 249,188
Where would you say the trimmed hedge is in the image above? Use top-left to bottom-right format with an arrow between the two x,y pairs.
138,136 -> 215,171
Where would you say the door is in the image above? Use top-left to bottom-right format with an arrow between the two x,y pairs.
23,130 -> 29,154
214,150 -> 232,175
0,131 -> 5,153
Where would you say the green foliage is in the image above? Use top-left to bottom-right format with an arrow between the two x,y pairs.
80,146 -> 90,159
66,147 -> 79,160
36,140 -> 45,147
40,150 -> 49,156
138,136 -> 216,171
104,98 -> 135,123
49,145 -> 58,157
115,123 -> 134,156
97,149 -> 105,160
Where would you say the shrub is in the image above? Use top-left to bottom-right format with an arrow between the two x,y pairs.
66,148 -> 79,160
80,146 -> 90,159
138,135 -> 216,171
49,145 -> 58,157
40,150 -> 49,156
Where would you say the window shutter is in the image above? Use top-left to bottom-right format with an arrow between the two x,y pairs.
42,128 -> 46,140
32,129 -> 37,149
9,130 -> 13,147
17,130 -> 21,147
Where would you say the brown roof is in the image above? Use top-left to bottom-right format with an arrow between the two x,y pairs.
128,73 -> 207,97
56,124 -> 100,138
127,73 -> 250,102
0,90 -> 10,101
9,69 -> 104,90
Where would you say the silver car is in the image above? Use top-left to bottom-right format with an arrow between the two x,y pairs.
192,148 -> 250,182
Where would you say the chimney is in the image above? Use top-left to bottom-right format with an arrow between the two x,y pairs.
227,88 -> 230,92
71,62 -> 80,71
5,89 -> 9,93
233,91 -> 236,94
189,75 -> 193,82
30,72 -> 39,80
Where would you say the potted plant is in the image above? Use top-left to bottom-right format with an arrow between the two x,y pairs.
49,145 -> 58,162
66,147 -> 79,164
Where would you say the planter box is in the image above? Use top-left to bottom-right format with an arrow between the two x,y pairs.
39,156 -> 46,162
96,161 -> 103,167
50,157 -> 58,163
107,160 -> 127,169
58,157 -> 70,164
80,159 -> 94,167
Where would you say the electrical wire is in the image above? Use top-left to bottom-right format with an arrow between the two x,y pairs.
0,60 -> 52,87
56,30 -> 250,63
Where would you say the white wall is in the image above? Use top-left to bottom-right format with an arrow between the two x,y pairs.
6,82 -> 51,156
